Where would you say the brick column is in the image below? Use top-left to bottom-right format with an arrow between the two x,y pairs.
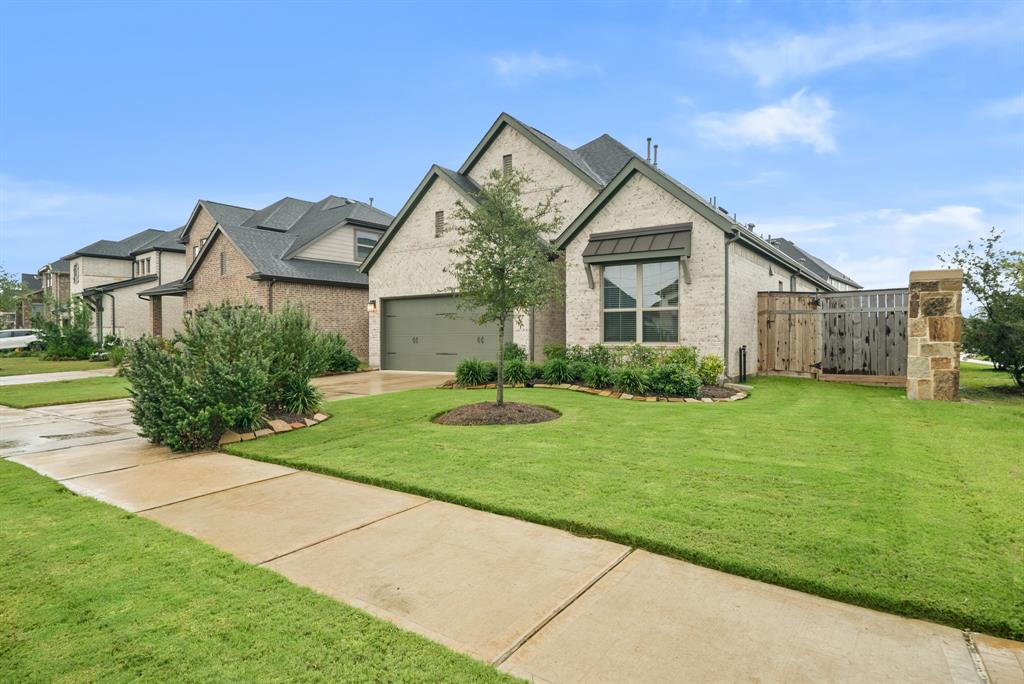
150,295 -> 163,337
907,269 -> 963,401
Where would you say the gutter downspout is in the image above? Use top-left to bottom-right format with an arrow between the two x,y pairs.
106,290 -> 116,341
267,278 -> 274,313
723,228 -> 741,377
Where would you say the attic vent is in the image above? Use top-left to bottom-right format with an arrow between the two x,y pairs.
435,210 -> 445,237
502,154 -> 513,174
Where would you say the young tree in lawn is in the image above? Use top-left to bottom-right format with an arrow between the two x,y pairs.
0,268 -> 27,325
446,169 -> 563,406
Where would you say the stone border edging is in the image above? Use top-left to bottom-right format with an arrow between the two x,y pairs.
441,384 -> 748,403
218,412 -> 331,446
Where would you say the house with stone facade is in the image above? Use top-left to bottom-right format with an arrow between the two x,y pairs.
360,112 -> 859,376
62,227 -> 187,340
152,194 -> 392,361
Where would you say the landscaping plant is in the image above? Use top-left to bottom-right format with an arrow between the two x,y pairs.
582,363 -> 615,389
614,366 -> 650,395
663,345 -> 699,372
648,363 -> 701,398
318,332 -> 361,373
34,300 -> 97,360
541,356 -> 575,385
698,354 -> 725,386
503,342 -> 527,362
503,358 -> 531,385
455,358 -> 491,386
445,168 -> 564,406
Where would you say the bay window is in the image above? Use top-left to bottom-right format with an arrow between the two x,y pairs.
602,260 -> 679,343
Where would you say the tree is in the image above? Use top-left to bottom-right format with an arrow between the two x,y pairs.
446,169 -> 563,406
940,227 -> 1024,386
0,268 -> 27,324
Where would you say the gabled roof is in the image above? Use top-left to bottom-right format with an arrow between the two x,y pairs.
130,227 -> 186,256
21,273 -> 41,291
38,259 -> 70,274
769,238 -> 861,289
359,165 -> 480,272
282,195 -> 392,259
62,228 -> 167,261
241,197 -> 314,232
179,199 -> 257,243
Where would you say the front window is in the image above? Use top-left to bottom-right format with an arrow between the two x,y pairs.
356,230 -> 379,260
602,261 -> 679,344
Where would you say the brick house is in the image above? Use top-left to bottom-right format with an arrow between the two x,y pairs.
158,195 -> 392,360
17,274 -> 43,327
63,228 -> 186,340
360,113 -> 860,375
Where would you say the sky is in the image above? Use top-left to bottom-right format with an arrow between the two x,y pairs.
1,0 -> 1022,290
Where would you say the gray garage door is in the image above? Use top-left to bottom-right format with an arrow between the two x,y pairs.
382,295 -> 504,371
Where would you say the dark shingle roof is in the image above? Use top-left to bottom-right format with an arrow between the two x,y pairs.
82,274 -> 158,295
40,259 -> 70,273
574,134 -> 637,185
241,197 -> 315,231
435,166 -> 481,196
221,224 -> 369,287
769,238 -> 861,288
130,227 -> 186,255
201,200 -> 256,228
281,196 -> 392,258
63,228 -> 166,261
21,273 -> 41,291
138,279 -> 186,297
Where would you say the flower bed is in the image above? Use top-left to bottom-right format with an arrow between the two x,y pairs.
441,380 -> 746,403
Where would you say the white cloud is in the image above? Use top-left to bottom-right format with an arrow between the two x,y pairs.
978,95 -> 1024,118
723,15 -> 1022,87
693,90 -> 837,153
490,51 -> 594,84
757,205 -> 998,289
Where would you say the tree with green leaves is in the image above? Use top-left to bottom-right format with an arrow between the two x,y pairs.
446,169 -> 563,406
940,227 -> 1024,386
0,268 -> 28,326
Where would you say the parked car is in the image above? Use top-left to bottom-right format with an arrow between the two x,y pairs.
0,329 -> 40,350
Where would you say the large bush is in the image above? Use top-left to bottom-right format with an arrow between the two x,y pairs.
123,303 -> 326,451
318,332 -> 360,373
698,354 -> 725,386
35,300 -> 96,360
648,363 -> 702,398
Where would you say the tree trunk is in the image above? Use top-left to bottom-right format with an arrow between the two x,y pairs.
496,319 -> 505,406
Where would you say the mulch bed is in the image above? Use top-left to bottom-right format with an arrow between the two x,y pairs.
699,385 -> 738,399
433,402 -> 561,426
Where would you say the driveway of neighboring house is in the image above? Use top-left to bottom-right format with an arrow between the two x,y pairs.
2,395 -> 1021,683
0,367 -> 119,386
313,370 -> 451,401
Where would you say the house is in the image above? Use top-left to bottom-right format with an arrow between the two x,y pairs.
360,112 -> 859,376
156,194 -> 392,361
767,237 -> 861,292
17,274 -> 44,327
37,260 -> 71,323
62,227 -> 187,340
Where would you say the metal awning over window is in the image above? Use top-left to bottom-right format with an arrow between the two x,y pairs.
582,223 -> 692,264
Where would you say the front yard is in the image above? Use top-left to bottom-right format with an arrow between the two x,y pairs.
0,376 -> 130,408
230,375 -> 1024,640
0,356 -> 111,377
0,460 -> 512,682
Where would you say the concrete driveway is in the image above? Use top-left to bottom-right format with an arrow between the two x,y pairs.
313,370 -> 451,401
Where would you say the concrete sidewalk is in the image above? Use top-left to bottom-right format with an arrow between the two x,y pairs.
0,367 -> 118,386
1,399 -> 1020,683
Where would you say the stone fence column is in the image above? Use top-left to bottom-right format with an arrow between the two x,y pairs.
907,269 -> 963,401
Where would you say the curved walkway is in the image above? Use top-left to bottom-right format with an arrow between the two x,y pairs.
1,379 -> 1020,683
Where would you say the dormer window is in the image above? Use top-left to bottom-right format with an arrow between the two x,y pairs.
435,210 -> 445,238
355,230 -> 379,260
503,154 -> 513,174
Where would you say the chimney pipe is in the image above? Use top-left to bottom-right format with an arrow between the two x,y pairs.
369,197 -> 374,207
646,137 -> 651,162
653,144 -> 658,167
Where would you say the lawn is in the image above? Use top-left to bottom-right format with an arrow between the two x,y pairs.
0,355 -> 111,377
0,459 -> 513,683
0,376 -> 131,408
230,377 -> 1024,640
960,361 -> 1024,405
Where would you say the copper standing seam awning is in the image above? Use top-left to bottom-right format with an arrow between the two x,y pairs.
581,223 -> 693,288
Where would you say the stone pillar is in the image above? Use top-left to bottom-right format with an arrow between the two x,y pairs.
906,269 -> 963,401
150,295 -> 163,337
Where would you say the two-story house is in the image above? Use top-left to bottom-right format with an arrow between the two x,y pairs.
360,113 -> 860,375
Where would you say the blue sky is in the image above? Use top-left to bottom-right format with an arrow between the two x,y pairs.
1,0 -> 1021,289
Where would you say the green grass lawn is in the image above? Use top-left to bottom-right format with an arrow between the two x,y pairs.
0,355 -> 111,377
0,459 -> 513,683
960,361 -> 1024,405
0,376 -> 130,408
229,377 -> 1024,640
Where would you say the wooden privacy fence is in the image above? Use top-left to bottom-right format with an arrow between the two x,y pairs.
757,288 -> 909,385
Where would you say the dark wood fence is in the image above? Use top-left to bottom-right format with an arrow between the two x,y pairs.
757,288 -> 909,385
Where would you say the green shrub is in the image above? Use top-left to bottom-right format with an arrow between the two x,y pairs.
527,362 -> 546,382
649,363 -> 701,397
564,345 -> 588,363
614,366 -> 651,395
568,360 -> 589,383
663,346 -> 699,371
482,361 -> 498,382
620,344 -> 662,367
37,300 -> 97,360
455,358 -> 490,386
583,363 -> 614,389
584,344 -> 614,367
108,346 -> 126,367
543,344 -> 566,359
698,354 -> 726,386
318,332 -> 360,373
542,357 -> 575,384
503,341 -> 527,362
503,358 -> 531,385
282,380 -> 323,416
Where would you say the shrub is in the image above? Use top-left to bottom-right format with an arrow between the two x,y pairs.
584,344 -> 614,367
649,363 -> 701,398
108,346 -> 126,367
503,341 -> 527,362
698,354 -> 726,386
455,358 -> 490,386
543,344 -> 566,359
503,358 -> 531,385
564,345 -> 588,363
482,361 -> 498,382
620,344 -> 662,367
282,379 -> 323,416
37,300 -> 97,360
527,362 -> 546,382
568,360 -> 589,383
614,366 -> 650,395
583,363 -> 614,389
542,356 -> 575,384
318,332 -> 360,373
663,346 -> 699,372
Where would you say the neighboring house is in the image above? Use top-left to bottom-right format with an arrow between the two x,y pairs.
37,259 -> 71,323
768,238 -> 861,292
164,195 -> 392,361
62,227 -> 186,340
361,112 -> 858,376
17,274 -> 43,327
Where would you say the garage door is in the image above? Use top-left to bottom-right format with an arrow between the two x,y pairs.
382,295 -> 504,371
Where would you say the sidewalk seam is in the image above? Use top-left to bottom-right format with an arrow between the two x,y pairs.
134,471 -> 299,513
963,631 -> 991,684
